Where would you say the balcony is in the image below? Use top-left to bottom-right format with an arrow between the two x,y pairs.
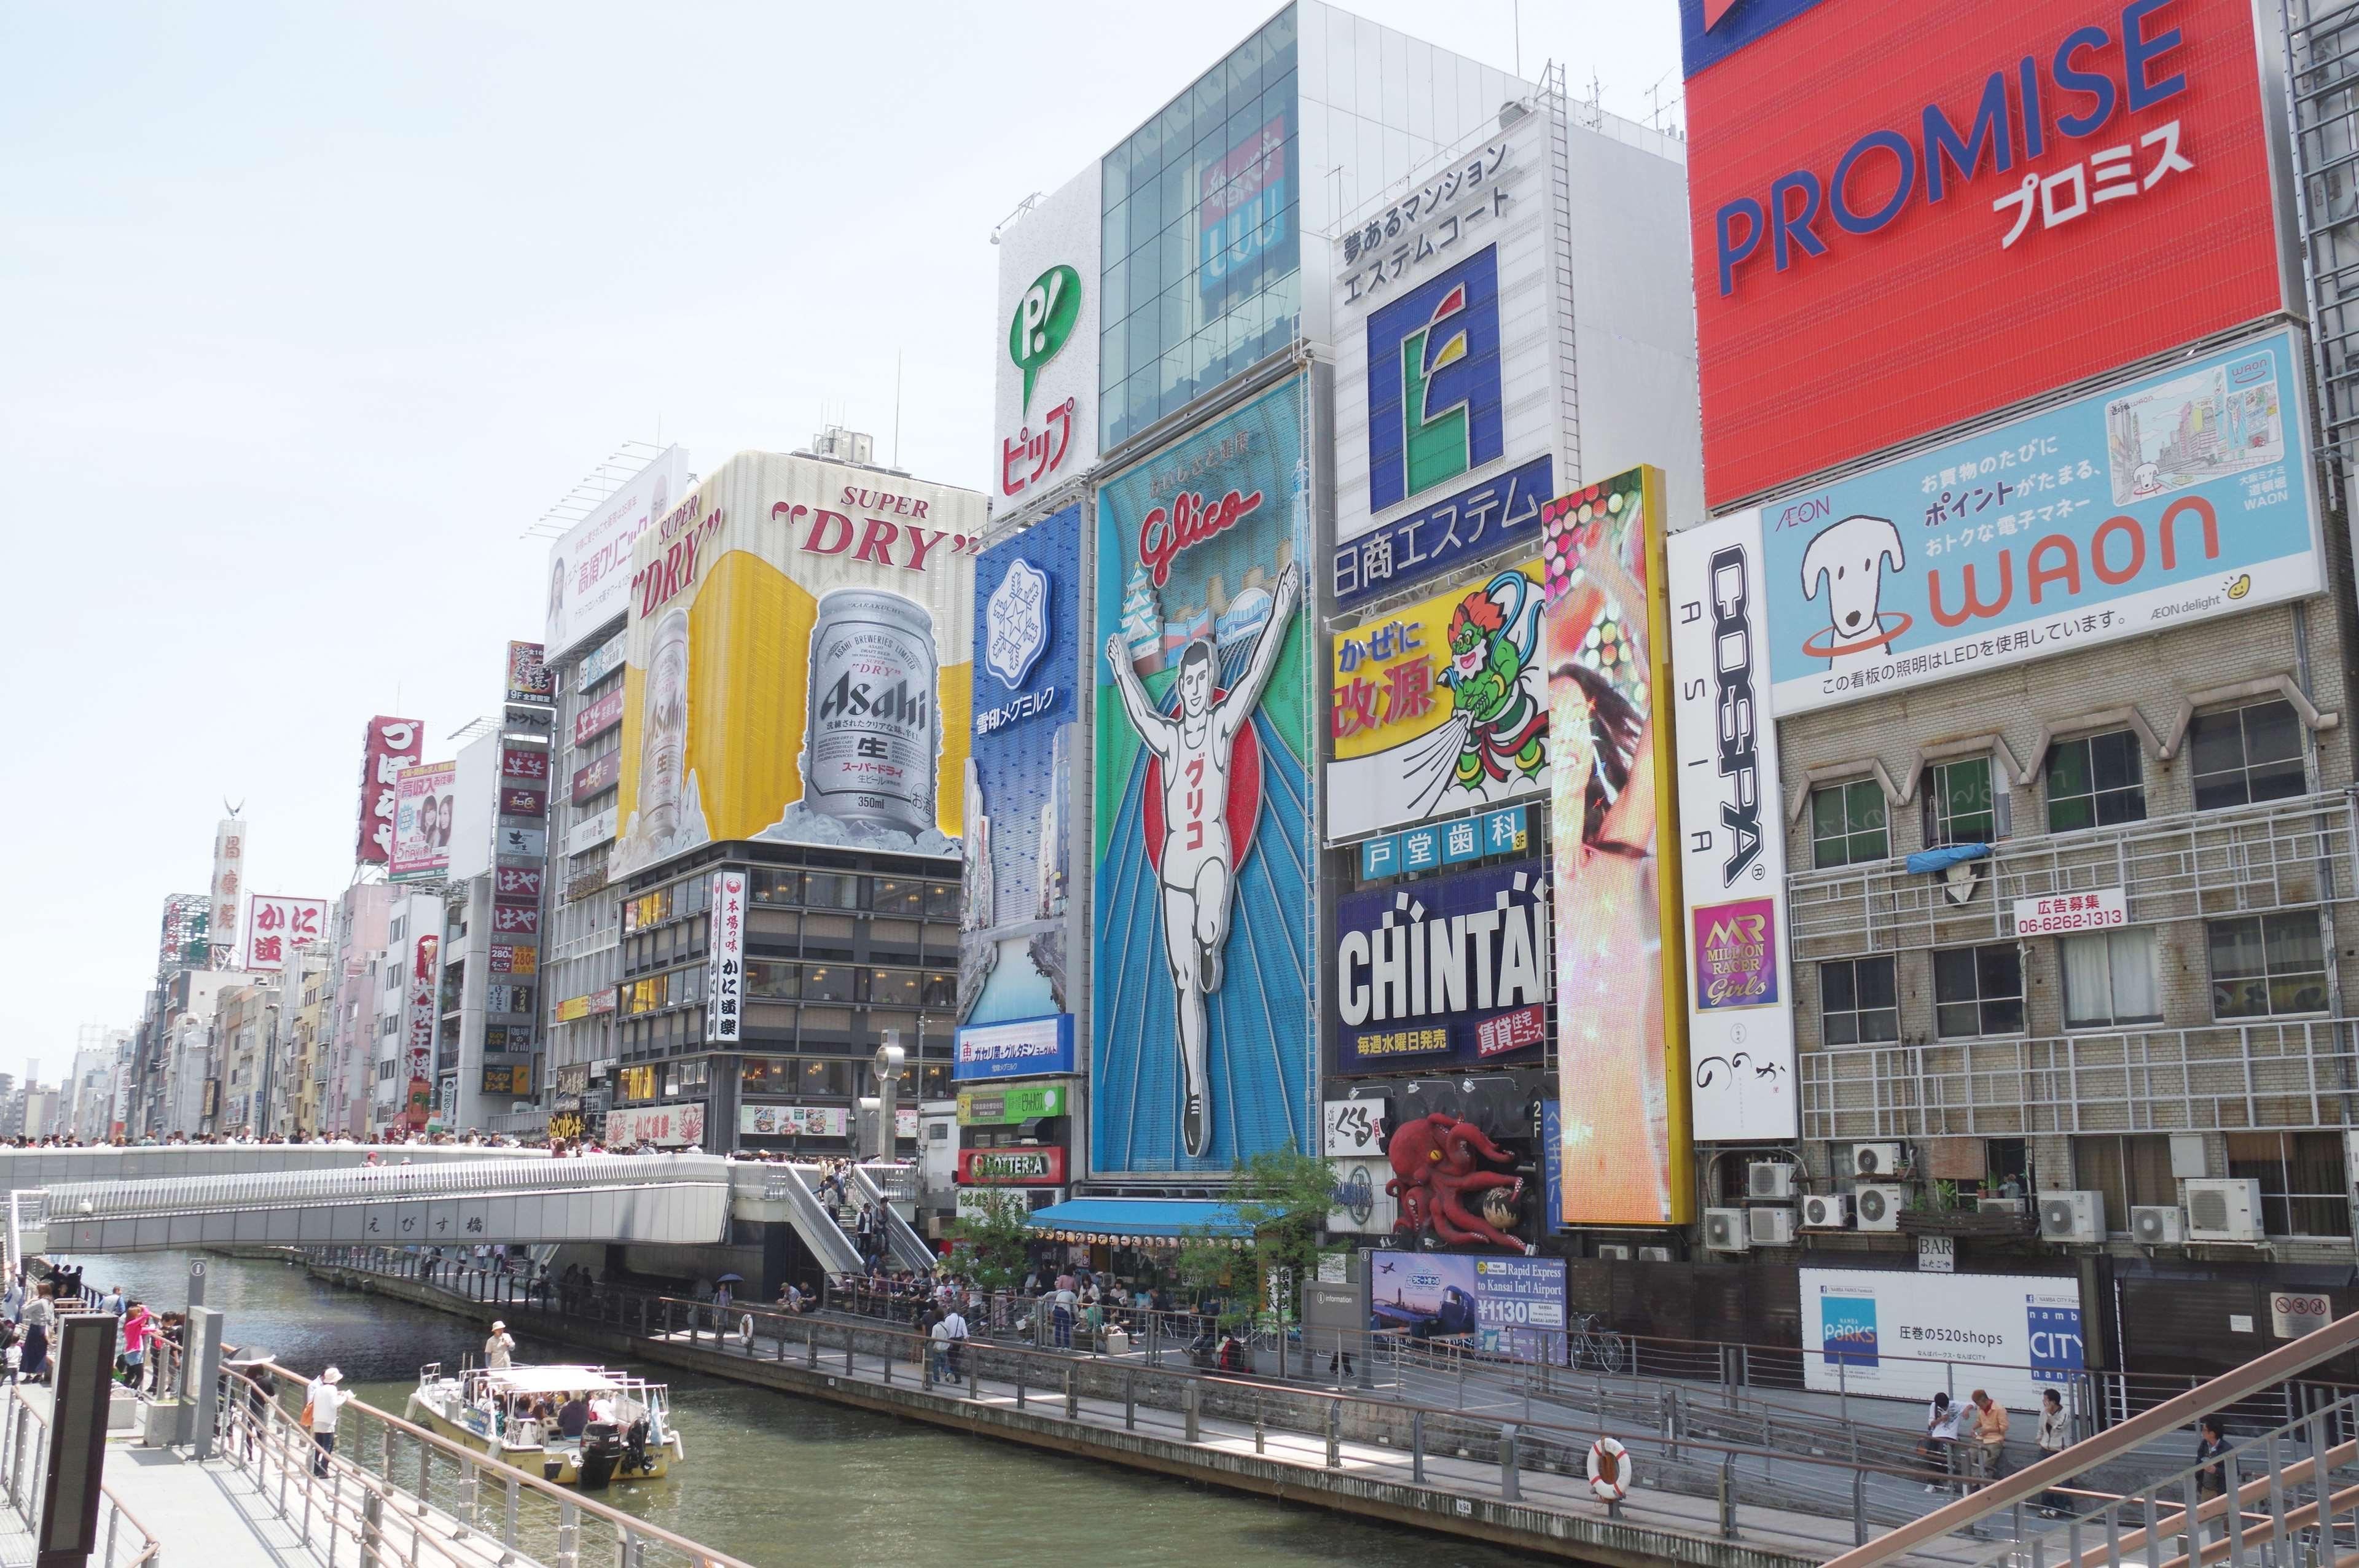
1800,1017 -> 2359,1141
1787,790 -> 2359,963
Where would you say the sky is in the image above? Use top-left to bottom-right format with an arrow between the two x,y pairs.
0,1 -> 1682,1071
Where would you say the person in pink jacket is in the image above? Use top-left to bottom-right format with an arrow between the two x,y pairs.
119,1301 -> 152,1388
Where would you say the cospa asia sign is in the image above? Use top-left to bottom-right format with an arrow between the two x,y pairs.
1680,0 -> 2296,507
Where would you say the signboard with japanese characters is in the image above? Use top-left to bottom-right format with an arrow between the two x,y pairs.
1667,511 -> 1797,1142
739,1103 -> 850,1139
2013,887 -> 2127,935
1358,804 -> 1528,881
390,762 -> 455,883
992,163 -> 1100,504
1759,327 -> 2322,715
1327,561 -> 1547,843
547,448 -> 688,663
1329,99 -> 1572,608
499,746 -> 549,784
241,895 -> 326,972
488,943 -> 537,976
606,1102 -> 705,1149
505,641 -> 552,706
1329,859 -> 1549,1074
570,751 -> 620,804
495,865 -> 544,901
404,934 -> 440,1125
209,820 -> 245,964
706,870 -> 745,1043
356,716 -> 424,865
573,689 -> 624,747
1681,0 -> 2298,508
1321,1096 -> 1391,1158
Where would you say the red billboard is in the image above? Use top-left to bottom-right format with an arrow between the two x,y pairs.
957,1145 -> 1066,1185
356,717 -> 424,865
1681,0 -> 2291,508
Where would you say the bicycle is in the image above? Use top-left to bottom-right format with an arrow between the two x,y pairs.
1568,1312 -> 1627,1375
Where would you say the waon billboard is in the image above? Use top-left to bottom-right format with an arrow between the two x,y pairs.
1681,0 -> 2296,508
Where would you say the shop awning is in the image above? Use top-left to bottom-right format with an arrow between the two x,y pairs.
1023,1198 -> 1250,1242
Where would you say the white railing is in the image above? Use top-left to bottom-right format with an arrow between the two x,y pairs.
40,1152 -> 729,1220
0,1385 -> 160,1566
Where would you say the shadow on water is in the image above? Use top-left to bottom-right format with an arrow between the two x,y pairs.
74,1251 -> 1544,1567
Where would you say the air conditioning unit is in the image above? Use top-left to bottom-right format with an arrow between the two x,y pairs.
1596,1243 -> 1633,1261
1801,1193 -> 1852,1229
2130,1205 -> 2188,1246
1747,1161 -> 1798,1200
1856,1184 -> 1907,1231
1853,1142 -> 1907,1178
1978,1197 -> 2027,1215
1704,1207 -> 1751,1252
1749,1207 -> 1798,1246
2038,1190 -> 2105,1244
1638,1245 -> 1673,1262
2186,1178 -> 2264,1242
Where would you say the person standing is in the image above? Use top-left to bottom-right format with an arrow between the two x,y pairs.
483,1321 -> 515,1370
1049,1281 -> 1077,1351
2035,1388 -> 2073,1514
119,1301 -> 152,1387
2194,1416 -> 2230,1539
939,1301 -> 969,1384
304,1367 -> 348,1475
19,1284 -> 55,1386
1917,1391 -> 1963,1491
1969,1389 -> 2012,1483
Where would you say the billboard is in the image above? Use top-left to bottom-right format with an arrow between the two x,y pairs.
606,1102 -> 705,1149
1761,327 -> 2322,714
1330,101 -> 1571,606
740,1104 -> 849,1138
706,870 -> 745,1044
1541,466 -> 1690,1225
612,451 -> 982,874
404,932 -> 439,1129
243,895 -> 326,972
993,165 -> 1100,504
1801,1268 -> 2085,1412
389,762 -> 455,883
157,892 -> 209,973
1331,859 -> 1549,1074
1681,0 -> 2295,508
958,1146 -> 1067,1185
356,716 -> 424,865
546,446 -> 689,661
209,819 -> 245,967
953,1015 -> 1075,1082
1367,1250 -> 1567,1359
505,641 -> 552,706
1327,562 -> 1548,842
1092,376 -> 1312,1174
1667,512 -> 1797,1142
961,504 -> 1081,1039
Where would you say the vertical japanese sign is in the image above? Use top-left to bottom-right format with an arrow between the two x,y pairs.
707,870 -> 745,1044
993,166 -> 1101,502
1092,376 -> 1313,1173
209,819 -> 245,967
405,933 -> 440,1129
1667,510 -> 1797,1141
1326,561 -> 1549,841
243,895 -> 326,973
1541,466 -> 1691,1224
505,641 -> 552,706
389,761 -> 456,882
356,716 -> 424,865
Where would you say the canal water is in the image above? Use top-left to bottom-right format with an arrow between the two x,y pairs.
78,1251 -> 1536,1567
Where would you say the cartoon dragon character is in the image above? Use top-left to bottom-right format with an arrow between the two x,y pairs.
1385,1111 -> 1532,1252
1440,571 -> 1547,794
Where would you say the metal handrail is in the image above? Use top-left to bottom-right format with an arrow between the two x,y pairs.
847,1165 -> 933,1273
39,1152 -> 729,1219
0,1383 -> 162,1566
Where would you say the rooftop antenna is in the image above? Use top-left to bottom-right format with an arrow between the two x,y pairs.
1513,0 -> 1522,79
893,350 -> 903,470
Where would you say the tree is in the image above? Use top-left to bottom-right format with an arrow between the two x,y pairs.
944,1184 -> 1030,1289
1227,1142 -> 1334,1323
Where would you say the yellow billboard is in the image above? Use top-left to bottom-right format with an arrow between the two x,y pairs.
614,452 -> 981,872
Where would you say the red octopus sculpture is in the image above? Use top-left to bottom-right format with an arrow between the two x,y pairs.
1385,1112 -> 1532,1252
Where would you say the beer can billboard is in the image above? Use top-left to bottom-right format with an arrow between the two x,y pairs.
1539,466 -> 1692,1225
1092,375 -> 1313,1176
612,450 -> 982,873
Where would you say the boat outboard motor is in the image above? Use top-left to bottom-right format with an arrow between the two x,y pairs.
577,1421 -> 624,1490
624,1417 -> 652,1475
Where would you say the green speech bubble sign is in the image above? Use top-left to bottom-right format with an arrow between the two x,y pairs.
1008,263 -> 1082,417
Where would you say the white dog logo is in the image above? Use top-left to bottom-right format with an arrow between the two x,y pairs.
1800,513 -> 1906,672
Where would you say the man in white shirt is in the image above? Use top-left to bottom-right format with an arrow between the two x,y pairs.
937,1305 -> 969,1385
306,1367 -> 348,1475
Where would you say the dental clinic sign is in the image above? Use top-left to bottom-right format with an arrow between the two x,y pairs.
1758,327 -> 2322,715
1680,0 -> 2296,507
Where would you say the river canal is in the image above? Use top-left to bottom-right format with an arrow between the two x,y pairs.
77,1250 -> 1536,1567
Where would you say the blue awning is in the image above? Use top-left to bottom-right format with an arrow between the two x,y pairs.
1023,1198 -> 1249,1239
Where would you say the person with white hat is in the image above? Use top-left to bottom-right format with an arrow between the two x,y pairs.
303,1367 -> 347,1475
484,1321 -> 515,1370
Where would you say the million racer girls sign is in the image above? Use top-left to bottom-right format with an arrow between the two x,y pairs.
1092,378 -> 1315,1175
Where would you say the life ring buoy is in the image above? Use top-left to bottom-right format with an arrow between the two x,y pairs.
1587,1435 -> 1633,1501
738,1314 -> 755,1346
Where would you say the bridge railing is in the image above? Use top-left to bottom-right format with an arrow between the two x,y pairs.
0,1384 -> 160,1566
40,1152 -> 727,1219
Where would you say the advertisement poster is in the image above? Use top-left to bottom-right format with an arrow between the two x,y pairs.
404,933 -> 440,1129
389,762 -> 456,883
1542,466 -> 1691,1224
355,716 -> 424,865
1092,376 -> 1313,1173
606,1102 -> 705,1149
953,1015 -> 1074,1082
546,446 -> 687,661
1761,329 -> 2321,715
243,895 -> 325,972
1327,562 -> 1549,842
505,641 -> 552,706
1666,512 -> 1796,1141
612,451 -> 980,874
1368,1250 -> 1567,1358
1681,0 -> 2294,507
739,1104 -> 849,1139
961,504 -> 1080,1039
993,166 -> 1100,502
1801,1268 -> 2085,1411
706,870 -> 745,1043
1331,859 -> 1549,1072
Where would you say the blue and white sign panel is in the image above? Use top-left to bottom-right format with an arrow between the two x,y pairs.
1761,327 -> 2323,715
1800,1268 -> 2084,1413
1358,805 -> 1527,880
953,1014 -> 1076,1082
1367,1250 -> 1567,1359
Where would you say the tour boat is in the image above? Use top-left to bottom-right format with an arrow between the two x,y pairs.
405,1362 -> 686,1488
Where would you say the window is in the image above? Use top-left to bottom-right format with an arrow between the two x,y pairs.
917,1062 -> 950,1098
800,1058 -> 853,1097
744,961 -> 798,1000
924,883 -> 961,921
1933,945 -> 2024,1037
801,965 -> 855,1004
1923,755 -> 2003,848
871,881 -> 926,917
1818,958 -> 1898,1045
2074,1134 -> 2176,1231
2225,1131 -> 2351,1237
802,873 -> 863,910
2189,700 -> 2305,810
1810,781 -> 1888,868
2045,730 -> 2146,832
2207,913 -> 2329,1020
2060,927 -> 2162,1028
922,972 -> 958,1009
751,869 -> 801,906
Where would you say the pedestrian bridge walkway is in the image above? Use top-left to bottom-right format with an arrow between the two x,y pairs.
0,1143 -> 544,1188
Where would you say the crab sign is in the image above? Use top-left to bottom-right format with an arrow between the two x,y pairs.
1385,1111 -> 1532,1253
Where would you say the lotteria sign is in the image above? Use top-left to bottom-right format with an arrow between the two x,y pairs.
957,1146 -> 1066,1185
1680,0 -> 2293,507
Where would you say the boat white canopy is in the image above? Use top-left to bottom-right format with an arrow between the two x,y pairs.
473,1365 -> 630,1396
